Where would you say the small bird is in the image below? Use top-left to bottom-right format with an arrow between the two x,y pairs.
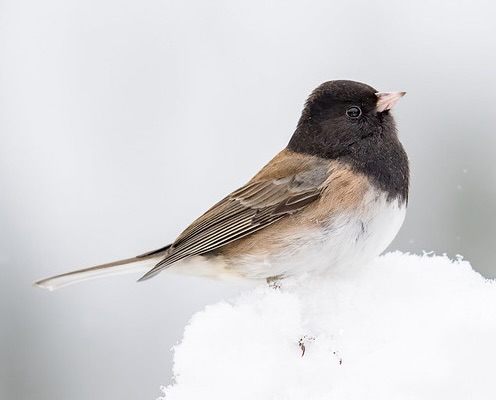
35,80 -> 409,291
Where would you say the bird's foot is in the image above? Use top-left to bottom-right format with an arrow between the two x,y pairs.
266,276 -> 282,289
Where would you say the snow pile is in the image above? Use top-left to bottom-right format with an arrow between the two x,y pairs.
161,252 -> 496,400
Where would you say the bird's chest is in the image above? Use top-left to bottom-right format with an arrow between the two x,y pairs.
233,191 -> 406,279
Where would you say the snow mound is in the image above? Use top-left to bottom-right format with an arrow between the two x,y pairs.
161,252 -> 496,400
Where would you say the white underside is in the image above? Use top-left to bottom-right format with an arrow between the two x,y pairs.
171,189 -> 407,281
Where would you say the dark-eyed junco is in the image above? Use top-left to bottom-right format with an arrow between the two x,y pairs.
35,80 -> 408,290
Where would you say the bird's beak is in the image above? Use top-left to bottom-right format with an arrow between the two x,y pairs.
375,91 -> 406,112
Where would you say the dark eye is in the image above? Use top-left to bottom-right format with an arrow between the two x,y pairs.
346,106 -> 362,118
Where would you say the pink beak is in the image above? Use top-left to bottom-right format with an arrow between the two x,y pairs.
375,91 -> 406,112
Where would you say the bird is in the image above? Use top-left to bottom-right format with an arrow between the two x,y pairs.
35,80 -> 409,291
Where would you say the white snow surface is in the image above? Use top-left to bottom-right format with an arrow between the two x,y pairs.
161,252 -> 496,400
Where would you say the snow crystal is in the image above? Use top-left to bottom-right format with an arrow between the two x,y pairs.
160,252 -> 496,400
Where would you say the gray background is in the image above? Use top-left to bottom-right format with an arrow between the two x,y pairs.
1,0 -> 495,399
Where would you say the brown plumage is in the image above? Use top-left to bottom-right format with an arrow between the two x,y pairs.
139,150 -> 370,281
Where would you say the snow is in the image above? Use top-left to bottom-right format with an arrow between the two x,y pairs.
160,252 -> 496,400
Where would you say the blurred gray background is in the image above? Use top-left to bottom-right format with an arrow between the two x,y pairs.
1,0 -> 495,399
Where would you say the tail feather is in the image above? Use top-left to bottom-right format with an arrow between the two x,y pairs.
34,250 -> 168,291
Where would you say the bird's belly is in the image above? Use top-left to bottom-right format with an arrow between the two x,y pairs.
169,191 -> 406,281
226,192 -> 407,280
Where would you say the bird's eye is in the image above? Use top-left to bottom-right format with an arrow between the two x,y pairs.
346,106 -> 362,118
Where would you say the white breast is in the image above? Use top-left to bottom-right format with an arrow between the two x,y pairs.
171,189 -> 406,281
234,188 -> 406,279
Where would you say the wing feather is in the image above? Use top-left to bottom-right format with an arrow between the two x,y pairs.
138,157 -> 330,281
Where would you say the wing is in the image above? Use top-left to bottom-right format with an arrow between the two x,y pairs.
139,154 -> 330,281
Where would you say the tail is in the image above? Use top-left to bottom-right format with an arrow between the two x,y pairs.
34,246 -> 170,291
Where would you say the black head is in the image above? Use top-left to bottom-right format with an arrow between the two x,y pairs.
288,80 -> 402,158
288,80 -> 409,202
